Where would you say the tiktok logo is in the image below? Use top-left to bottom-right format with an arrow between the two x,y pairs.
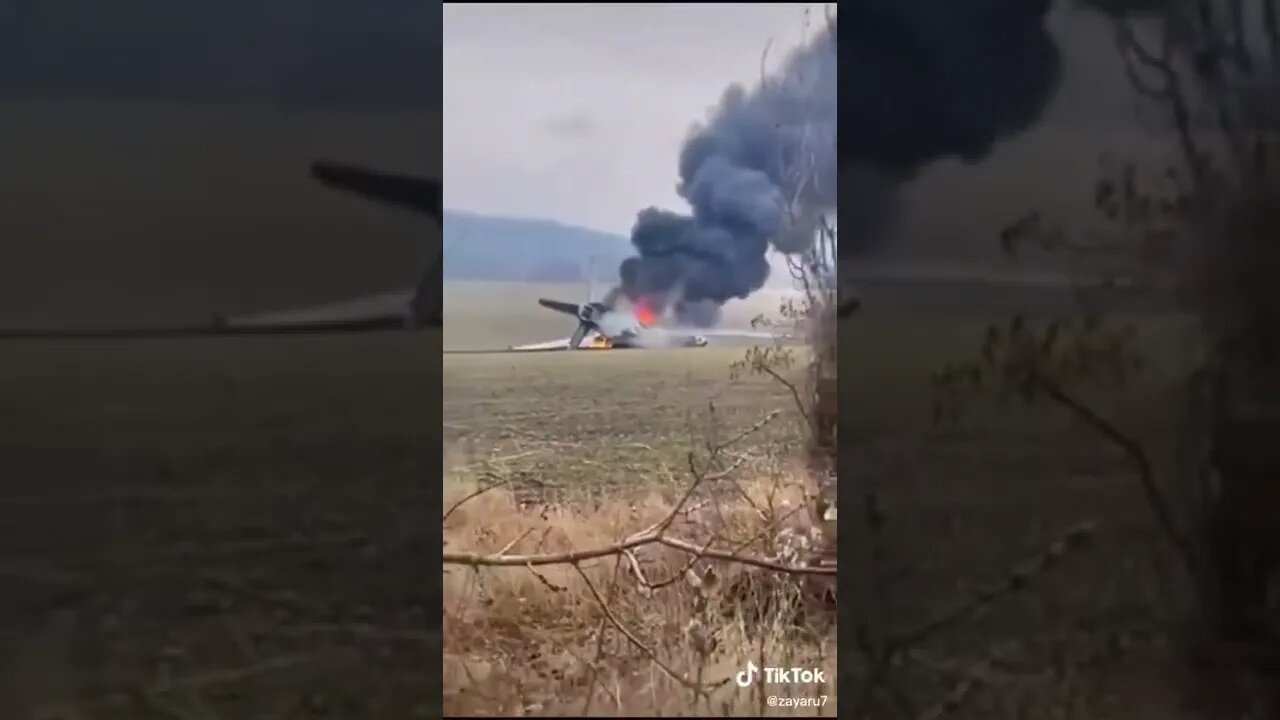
734,661 -> 827,687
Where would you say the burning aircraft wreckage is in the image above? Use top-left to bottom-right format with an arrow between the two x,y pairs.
456,8 -> 840,355
466,0 -> 1089,351
0,161 -> 442,339
474,288 -> 789,354
605,10 -> 840,342
495,0 -> 1081,348
6,2 -> 1109,347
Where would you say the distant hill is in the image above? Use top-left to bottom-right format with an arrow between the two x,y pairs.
443,210 -> 634,283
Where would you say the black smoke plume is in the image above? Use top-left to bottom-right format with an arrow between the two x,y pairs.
837,0 -> 1061,172
617,17 -> 836,327
835,0 -> 1061,255
618,2 -> 1064,327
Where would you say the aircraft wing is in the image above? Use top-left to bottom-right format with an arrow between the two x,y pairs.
845,264 -> 1081,288
0,293 -> 417,340
507,338 -> 573,351
441,339 -> 576,355
653,327 -> 792,344
0,316 -> 409,340
839,264 -> 1144,317
697,328 -> 791,340
230,292 -> 411,326
310,161 -> 442,222
845,264 -> 1145,292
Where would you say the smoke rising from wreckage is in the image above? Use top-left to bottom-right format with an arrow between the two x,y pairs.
611,2 -> 1073,325
836,0 -> 1061,260
614,12 -> 836,327
828,0 -> 1075,312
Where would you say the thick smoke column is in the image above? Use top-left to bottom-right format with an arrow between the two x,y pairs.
617,17 -> 836,327
620,2 -> 1064,327
837,0 -> 1061,173
835,0 -> 1062,270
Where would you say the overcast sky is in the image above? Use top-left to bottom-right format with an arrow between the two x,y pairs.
443,3 -> 829,237
443,1 -> 1151,265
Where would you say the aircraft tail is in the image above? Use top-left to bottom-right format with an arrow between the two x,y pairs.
537,298 -> 581,317
310,160 -> 441,221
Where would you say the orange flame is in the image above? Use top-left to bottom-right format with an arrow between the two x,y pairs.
634,297 -> 657,327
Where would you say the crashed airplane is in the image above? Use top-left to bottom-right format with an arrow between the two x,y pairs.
500,295 -> 787,352
0,161 -> 442,340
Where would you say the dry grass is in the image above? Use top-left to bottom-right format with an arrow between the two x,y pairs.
442,466 -> 836,717
2,333 -> 444,719
442,304 -> 835,717
439,294 -> 1218,718
0,276 -> 1222,718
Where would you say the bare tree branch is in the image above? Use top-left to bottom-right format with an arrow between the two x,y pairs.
571,562 -> 730,691
889,521 -> 1097,651
1030,374 -> 1200,577
443,532 -> 835,576
442,477 -> 506,522
444,410 -> 832,578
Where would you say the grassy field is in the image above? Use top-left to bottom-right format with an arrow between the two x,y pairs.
0,277 -> 1210,717
444,347 -> 802,488
442,341 -> 826,716
443,283 -> 834,716
0,280 -> 802,718
2,332 -> 443,719
441,283 -> 1209,716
